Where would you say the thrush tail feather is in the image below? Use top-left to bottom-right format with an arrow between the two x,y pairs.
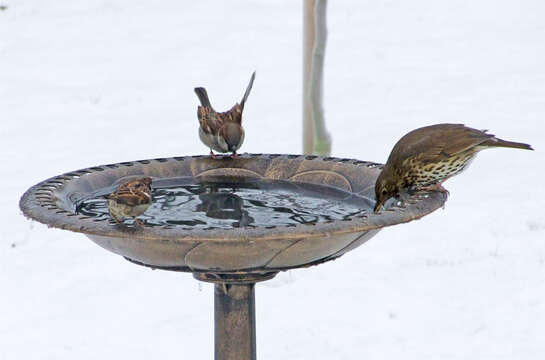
194,87 -> 212,108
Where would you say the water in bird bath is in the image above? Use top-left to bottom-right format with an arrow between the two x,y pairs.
76,178 -> 374,228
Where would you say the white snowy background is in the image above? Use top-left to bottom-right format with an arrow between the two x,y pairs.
2,1 -> 544,359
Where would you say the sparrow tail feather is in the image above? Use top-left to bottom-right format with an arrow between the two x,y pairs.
194,87 -> 212,108
240,71 -> 256,109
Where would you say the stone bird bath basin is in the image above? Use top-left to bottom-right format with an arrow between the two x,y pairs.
20,154 -> 446,360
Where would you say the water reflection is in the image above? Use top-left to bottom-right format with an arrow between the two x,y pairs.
197,188 -> 254,228
76,179 -> 373,229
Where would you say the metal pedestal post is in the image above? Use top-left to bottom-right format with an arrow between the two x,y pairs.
215,284 -> 256,360
194,272 -> 277,360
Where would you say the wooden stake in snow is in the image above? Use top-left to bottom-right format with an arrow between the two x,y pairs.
303,0 -> 332,156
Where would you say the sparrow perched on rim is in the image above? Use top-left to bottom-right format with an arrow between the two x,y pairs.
374,124 -> 533,212
194,71 -> 256,158
107,177 -> 153,225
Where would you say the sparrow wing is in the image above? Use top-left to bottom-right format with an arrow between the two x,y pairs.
198,106 -> 224,135
195,87 -> 225,135
111,192 -> 148,206
109,181 -> 151,206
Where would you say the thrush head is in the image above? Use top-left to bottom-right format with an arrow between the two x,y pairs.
374,168 -> 400,212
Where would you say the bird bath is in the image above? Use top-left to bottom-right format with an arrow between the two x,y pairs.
19,154 -> 446,360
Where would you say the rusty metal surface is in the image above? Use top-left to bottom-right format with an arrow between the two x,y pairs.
19,154 -> 447,273
194,272 -> 279,284
215,284 -> 256,360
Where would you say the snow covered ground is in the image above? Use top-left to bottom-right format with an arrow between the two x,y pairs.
2,1 -> 544,359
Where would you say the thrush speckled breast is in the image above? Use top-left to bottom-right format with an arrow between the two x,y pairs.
107,177 -> 153,225
374,124 -> 533,212
194,72 -> 255,158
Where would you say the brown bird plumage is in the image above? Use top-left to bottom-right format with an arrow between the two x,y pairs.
107,177 -> 152,225
195,71 -> 256,158
374,124 -> 533,212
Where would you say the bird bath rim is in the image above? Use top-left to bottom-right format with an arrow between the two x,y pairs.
19,153 -> 445,241
19,153 -> 446,273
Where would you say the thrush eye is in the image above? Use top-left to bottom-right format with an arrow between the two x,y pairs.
381,190 -> 387,195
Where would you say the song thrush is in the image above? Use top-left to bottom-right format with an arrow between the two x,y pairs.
374,124 -> 533,212
195,71 -> 256,158
108,177 -> 152,225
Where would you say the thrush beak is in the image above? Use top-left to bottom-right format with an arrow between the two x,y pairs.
373,199 -> 384,213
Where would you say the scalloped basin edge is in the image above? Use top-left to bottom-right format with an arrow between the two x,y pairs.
19,154 -> 447,273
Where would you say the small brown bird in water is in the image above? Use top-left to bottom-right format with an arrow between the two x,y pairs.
374,124 -> 533,212
107,177 -> 152,225
195,71 -> 255,158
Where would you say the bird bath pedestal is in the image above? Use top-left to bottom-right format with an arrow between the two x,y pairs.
20,154 -> 446,360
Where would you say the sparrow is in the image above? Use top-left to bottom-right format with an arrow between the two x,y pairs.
374,124 -> 533,212
107,177 -> 153,225
194,71 -> 256,158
